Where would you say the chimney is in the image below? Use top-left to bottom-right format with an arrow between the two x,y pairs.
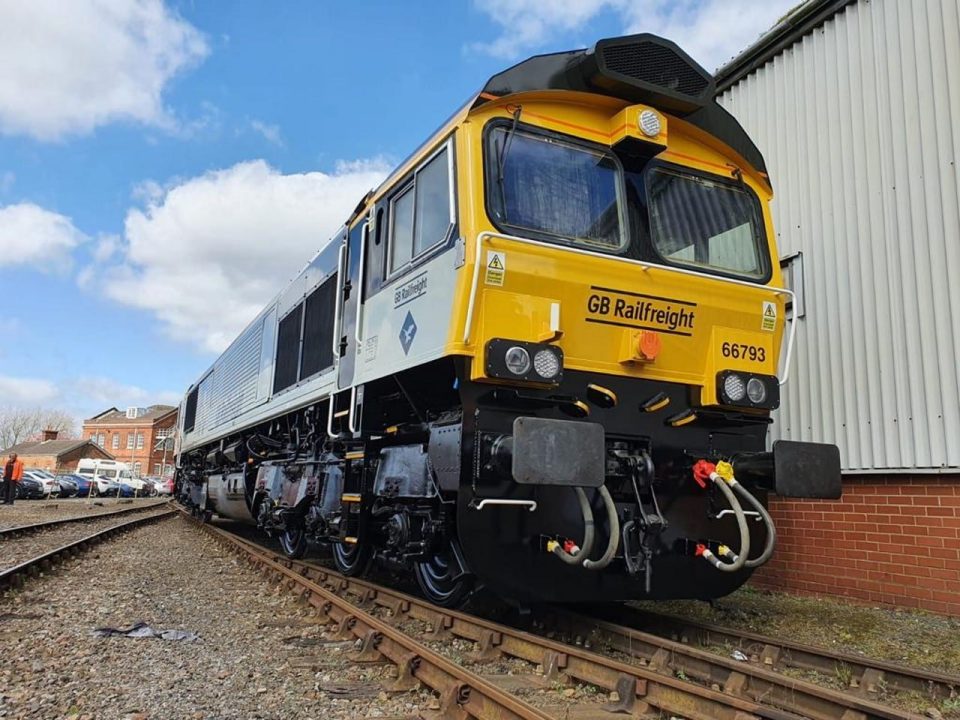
42,428 -> 59,442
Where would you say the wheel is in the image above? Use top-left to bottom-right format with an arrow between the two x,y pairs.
279,518 -> 307,559
332,540 -> 372,576
414,540 -> 474,608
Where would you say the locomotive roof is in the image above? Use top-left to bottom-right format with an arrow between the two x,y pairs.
471,33 -> 768,178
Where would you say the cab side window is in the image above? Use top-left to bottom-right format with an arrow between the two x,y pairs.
387,143 -> 453,275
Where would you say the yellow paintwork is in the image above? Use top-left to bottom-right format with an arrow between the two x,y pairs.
356,89 -> 788,412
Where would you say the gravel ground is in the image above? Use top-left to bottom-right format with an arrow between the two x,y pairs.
0,498 -> 167,531
631,584 -> 960,674
0,516 -> 436,719
1,506 -> 174,573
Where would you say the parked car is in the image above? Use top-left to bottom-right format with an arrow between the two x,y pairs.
57,473 -> 92,497
116,482 -> 137,498
120,477 -> 153,496
139,477 -> 160,496
16,476 -> 45,499
23,470 -> 60,498
153,476 -> 174,496
89,475 -> 120,497
56,476 -> 79,498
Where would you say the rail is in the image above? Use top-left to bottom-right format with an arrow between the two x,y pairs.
583,606 -> 960,705
0,507 -> 175,590
196,516 -> 922,720
0,499 -> 170,539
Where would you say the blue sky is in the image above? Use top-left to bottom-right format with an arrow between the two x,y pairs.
0,0 -> 795,424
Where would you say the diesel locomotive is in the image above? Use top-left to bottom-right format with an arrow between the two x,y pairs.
176,34 -> 842,607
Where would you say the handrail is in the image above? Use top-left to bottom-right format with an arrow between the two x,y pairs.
354,220 -> 369,347
331,242 -> 347,360
347,386 -> 358,435
462,231 -> 798,385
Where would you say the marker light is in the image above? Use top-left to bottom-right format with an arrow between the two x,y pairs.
723,373 -> 747,402
638,110 -> 661,137
504,346 -> 532,375
746,377 -> 768,404
533,349 -> 560,379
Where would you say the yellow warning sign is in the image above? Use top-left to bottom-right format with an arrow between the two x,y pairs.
761,301 -> 777,331
485,250 -> 505,286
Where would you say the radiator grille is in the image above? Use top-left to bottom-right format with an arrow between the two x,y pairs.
273,303 -> 303,393
601,41 -> 709,97
300,275 -> 336,380
183,387 -> 198,433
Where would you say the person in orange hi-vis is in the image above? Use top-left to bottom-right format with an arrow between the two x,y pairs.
2,452 -> 24,505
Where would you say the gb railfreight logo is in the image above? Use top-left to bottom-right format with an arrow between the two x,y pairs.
586,285 -> 696,336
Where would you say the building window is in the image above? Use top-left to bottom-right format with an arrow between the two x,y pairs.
127,433 -> 134,450
156,428 -> 171,439
153,463 -> 162,475
112,434 -> 119,450
98,433 -> 105,447
133,461 -> 142,477
136,432 -> 144,450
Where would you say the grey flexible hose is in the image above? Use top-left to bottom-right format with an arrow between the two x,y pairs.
583,485 -> 619,570
708,478 -> 750,573
732,481 -> 776,567
551,486 -> 596,565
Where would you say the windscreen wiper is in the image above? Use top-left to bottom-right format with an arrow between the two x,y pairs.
496,106 -> 522,216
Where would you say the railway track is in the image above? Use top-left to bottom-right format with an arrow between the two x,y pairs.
571,605 -> 959,707
0,499 -> 169,539
194,514 -> 926,720
0,506 -> 176,590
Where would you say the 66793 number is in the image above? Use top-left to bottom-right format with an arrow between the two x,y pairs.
721,342 -> 766,362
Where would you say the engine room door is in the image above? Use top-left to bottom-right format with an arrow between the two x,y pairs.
336,216 -> 368,390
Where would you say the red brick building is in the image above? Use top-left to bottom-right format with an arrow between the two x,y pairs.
82,405 -> 177,478
1,430 -> 114,474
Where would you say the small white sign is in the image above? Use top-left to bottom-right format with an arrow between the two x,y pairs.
761,301 -> 777,331
485,250 -> 505,286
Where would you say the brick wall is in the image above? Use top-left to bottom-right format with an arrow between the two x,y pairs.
753,476 -> 960,616
84,415 -> 176,476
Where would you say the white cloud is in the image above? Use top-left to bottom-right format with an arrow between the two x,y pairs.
92,234 -> 120,263
470,0 -> 797,72
102,158 -> 390,353
67,376 -> 182,412
0,374 -> 180,428
0,375 -> 59,406
250,119 -> 283,147
0,0 -> 209,141
0,202 -> 87,271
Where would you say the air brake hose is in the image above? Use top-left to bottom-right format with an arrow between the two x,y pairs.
550,486 -> 596,566
706,478 -> 750,572
731,481 -> 777,567
583,485 -> 620,570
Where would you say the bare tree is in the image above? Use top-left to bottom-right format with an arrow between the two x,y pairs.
0,407 -> 79,450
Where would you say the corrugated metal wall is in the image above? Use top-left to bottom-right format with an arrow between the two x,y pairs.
718,0 -> 960,472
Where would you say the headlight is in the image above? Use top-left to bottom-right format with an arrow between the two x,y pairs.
504,346 -> 531,375
746,377 -> 767,404
533,349 -> 560,379
723,373 -> 747,402
485,338 -> 564,384
638,109 -> 661,137
716,371 -> 780,410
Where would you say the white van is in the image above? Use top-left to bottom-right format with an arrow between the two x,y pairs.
76,459 -> 134,490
